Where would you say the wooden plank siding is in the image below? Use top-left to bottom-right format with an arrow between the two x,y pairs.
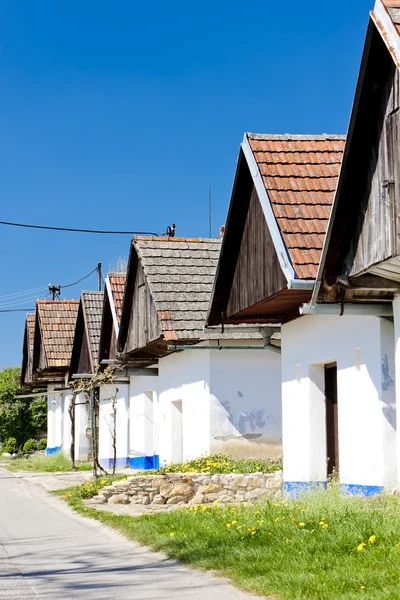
320,24 -> 400,302
77,330 -> 91,375
226,186 -> 287,318
346,63 -> 400,277
125,262 -> 161,354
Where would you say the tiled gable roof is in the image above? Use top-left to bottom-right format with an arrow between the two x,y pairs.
37,299 -> 79,368
108,273 -> 126,325
247,133 -> 345,279
134,237 -> 220,340
132,237 -> 264,343
82,291 -> 103,366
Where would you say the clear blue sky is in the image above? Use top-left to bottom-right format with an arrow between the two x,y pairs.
0,0 -> 372,368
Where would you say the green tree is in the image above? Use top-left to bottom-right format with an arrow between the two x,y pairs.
0,367 -> 47,448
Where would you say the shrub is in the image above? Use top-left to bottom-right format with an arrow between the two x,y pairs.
23,439 -> 38,454
4,437 -> 18,454
38,438 -> 47,451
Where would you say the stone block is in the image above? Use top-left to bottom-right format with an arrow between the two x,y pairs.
166,495 -> 185,505
204,493 -> 218,503
198,484 -> 221,494
130,495 -> 150,505
152,494 -> 166,505
189,493 -> 205,505
217,495 -> 233,504
108,494 -> 130,505
160,483 -> 193,498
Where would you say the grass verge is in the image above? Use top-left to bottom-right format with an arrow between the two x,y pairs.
137,453 -> 282,475
2,451 -> 93,472
55,478 -> 400,599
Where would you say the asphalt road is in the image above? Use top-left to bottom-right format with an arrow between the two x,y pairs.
0,468 -> 259,599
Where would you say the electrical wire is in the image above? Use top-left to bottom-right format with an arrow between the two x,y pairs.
0,308 -> 35,312
0,285 -> 47,301
60,266 -> 98,289
0,220 -> 159,236
0,295 -> 46,308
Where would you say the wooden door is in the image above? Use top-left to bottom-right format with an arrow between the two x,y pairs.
325,364 -> 339,476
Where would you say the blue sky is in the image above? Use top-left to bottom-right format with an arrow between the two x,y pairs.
0,0 -> 372,368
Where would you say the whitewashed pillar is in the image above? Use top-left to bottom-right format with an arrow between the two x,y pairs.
393,294 -> 400,486
129,384 -> 155,469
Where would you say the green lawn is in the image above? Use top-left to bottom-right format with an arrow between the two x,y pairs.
56,479 -> 400,599
2,451 -> 93,472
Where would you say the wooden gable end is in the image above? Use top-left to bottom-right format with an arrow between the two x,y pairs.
346,58 -> 400,278
226,186 -> 287,319
125,262 -> 161,354
77,328 -> 92,374
321,23 -> 400,301
99,294 -> 115,363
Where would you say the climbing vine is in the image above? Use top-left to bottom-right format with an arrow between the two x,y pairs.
69,365 -> 119,476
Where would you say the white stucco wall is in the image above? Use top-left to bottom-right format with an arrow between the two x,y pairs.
46,384 -> 63,453
98,383 -> 129,468
209,348 -> 282,459
282,315 -> 397,494
98,345 -> 282,469
74,392 -> 89,461
157,350 -> 211,465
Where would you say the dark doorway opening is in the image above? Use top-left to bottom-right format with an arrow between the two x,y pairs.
325,363 -> 339,476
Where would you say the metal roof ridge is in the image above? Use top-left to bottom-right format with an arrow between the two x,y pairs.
246,133 -> 346,141
134,236 -> 222,243
36,298 -> 79,304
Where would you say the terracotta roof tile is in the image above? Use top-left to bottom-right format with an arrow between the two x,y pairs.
247,133 -> 345,279
108,273 -> 126,325
37,299 -> 79,369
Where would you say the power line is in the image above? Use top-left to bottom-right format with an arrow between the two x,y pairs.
0,285 -> 47,301
0,308 -> 35,312
0,295 -> 46,308
60,266 -> 98,289
0,220 -> 159,236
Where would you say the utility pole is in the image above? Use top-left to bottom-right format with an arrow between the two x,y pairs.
97,262 -> 102,292
209,186 -> 212,238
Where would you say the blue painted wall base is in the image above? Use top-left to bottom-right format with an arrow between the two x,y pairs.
285,481 -> 384,497
340,483 -> 384,497
129,455 -> 160,470
46,446 -> 61,456
98,455 -> 160,470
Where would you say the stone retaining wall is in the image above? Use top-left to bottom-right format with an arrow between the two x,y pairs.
92,471 -> 283,506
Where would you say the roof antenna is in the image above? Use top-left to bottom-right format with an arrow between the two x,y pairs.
48,284 -> 61,301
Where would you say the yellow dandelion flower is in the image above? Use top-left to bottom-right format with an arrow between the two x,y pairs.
310,530 -> 315,534
226,523 -> 231,528
368,535 -> 376,544
322,524 -> 328,529
251,531 -> 256,535
357,543 -> 366,551
319,521 -> 325,526
170,532 -> 175,537
213,500 -> 219,505
275,517 -> 280,522
360,585 -> 365,589
299,522 -> 306,527
231,520 -> 237,525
